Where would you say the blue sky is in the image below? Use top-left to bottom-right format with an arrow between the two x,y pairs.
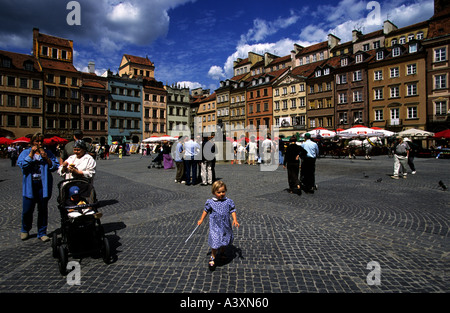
0,0 -> 434,92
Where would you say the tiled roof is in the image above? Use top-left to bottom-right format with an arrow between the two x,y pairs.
296,41 -> 328,56
123,54 -> 154,67
36,32 -> 72,48
39,58 -> 78,72
0,50 -> 40,71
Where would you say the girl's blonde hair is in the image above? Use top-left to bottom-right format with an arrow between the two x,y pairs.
211,180 -> 227,194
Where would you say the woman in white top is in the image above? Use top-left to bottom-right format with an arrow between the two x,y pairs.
58,140 -> 96,181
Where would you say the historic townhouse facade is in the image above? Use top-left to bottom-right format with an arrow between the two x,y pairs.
119,54 -> 155,79
368,41 -> 427,132
246,68 -> 289,134
423,3 -> 450,133
273,66 -> 308,137
142,78 -> 167,138
0,50 -> 43,138
81,67 -> 109,144
334,50 -> 375,129
306,57 -> 340,130
229,74 -> 249,132
195,92 -> 216,135
106,71 -> 143,144
33,28 -> 81,138
165,84 -> 190,136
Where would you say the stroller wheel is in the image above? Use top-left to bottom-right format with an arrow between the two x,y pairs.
51,232 -> 59,258
58,245 -> 68,276
101,237 -> 111,264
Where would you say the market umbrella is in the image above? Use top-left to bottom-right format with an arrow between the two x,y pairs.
43,138 -> 56,145
0,137 -> 13,145
12,137 -> 30,144
338,125 -> 384,138
370,127 -> 396,137
303,127 -> 336,138
433,129 -> 450,139
398,128 -> 435,137
51,136 -> 69,144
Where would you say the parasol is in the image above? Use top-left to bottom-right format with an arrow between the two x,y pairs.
0,137 -> 13,145
12,137 -> 31,144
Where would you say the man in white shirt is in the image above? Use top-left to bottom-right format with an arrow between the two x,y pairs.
300,133 -> 319,193
183,136 -> 200,185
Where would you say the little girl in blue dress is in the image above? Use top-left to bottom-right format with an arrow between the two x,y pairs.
198,180 -> 240,268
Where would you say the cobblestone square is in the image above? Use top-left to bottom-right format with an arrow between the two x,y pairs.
0,154 -> 448,298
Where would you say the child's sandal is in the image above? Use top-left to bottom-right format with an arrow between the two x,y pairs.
208,256 -> 215,268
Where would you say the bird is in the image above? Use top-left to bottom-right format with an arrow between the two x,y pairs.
438,180 -> 447,191
375,178 -> 382,183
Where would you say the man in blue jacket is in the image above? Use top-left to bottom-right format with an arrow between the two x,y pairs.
17,133 -> 59,242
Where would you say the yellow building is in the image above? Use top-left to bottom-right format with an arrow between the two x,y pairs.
195,92 -> 216,135
0,50 -> 43,138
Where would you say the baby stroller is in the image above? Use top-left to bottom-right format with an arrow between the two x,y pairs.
52,178 -> 110,275
148,150 -> 163,168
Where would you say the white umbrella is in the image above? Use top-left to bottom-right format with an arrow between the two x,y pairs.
338,126 -> 384,138
303,127 -> 336,138
398,128 -> 434,137
370,127 -> 396,137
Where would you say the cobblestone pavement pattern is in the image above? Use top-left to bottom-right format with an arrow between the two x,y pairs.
0,154 -> 448,293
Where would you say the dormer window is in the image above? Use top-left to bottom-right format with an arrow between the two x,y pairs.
399,36 -> 406,44
265,76 -> 270,83
416,31 -> 424,40
376,51 -> 384,60
355,54 -> 363,63
1,58 -> 11,68
315,70 -> 322,77
341,58 -> 348,66
409,43 -> 418,53
324,68 -> 330,75
391,39 -> 397,45
392,47 -> 401,57
24,61 -> 34,71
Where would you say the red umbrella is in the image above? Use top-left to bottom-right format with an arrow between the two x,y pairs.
0,137 -> 13,145
43,138 -> 57,145
434,129 -> 450,139
51,136 -> 69,144
12,137 -> 30,144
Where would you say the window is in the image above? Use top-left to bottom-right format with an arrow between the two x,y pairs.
435,74 -> 447,89
399,36 -> 406,44
391,39 -> 397,45
374,109 -> 383,121
376,51 -> 384,60
374,88 -> 383,100
341,58 -> 348,66
337,74 -> 347,84
356,54 -> 363,63
374,70 -> 383,81
390,86 -> 400,98
338,112 -> 348,124
390,67 -> 399,78
315,70 -> 321,77
407,64 -> 417,75
435,47 -> 447,62
392,47 -> 401,57
353,90 -> 363,102
338,93 -> 347,104
362,44 -> 370,51
416,32 -> 424,40
353,70 -> 362,81
407,107 -> 417,119
324,68 -> 330,75
290,99 -> 296,108
406,83 -> 417,96
373,41 -> 380,49
435,101 -> 447,115
291,86 -> 296,93
409,43 -> 418,53
408,34 -> 415,41
274,101 -> 279,110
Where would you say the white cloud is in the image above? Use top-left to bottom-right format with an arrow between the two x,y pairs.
208,65 -> 226,80
176,81 -> 204,90
240,10 -> 300,43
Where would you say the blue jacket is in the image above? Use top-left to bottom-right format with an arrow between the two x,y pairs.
17,148 -> 59,199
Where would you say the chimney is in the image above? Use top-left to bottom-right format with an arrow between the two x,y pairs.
32,28 -> 40,57
88,61 -> 95,74
383,20 -> 398,35
352,30 -> 362,43
328,34 -> 341,50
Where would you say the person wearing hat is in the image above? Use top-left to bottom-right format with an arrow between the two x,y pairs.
58,140 -> 96,182
300,133 -> 320,193
60,130 -> 96,164
65,185 -> 102,219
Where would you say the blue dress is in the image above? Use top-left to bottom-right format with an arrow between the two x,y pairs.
204,197 -> 236,249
